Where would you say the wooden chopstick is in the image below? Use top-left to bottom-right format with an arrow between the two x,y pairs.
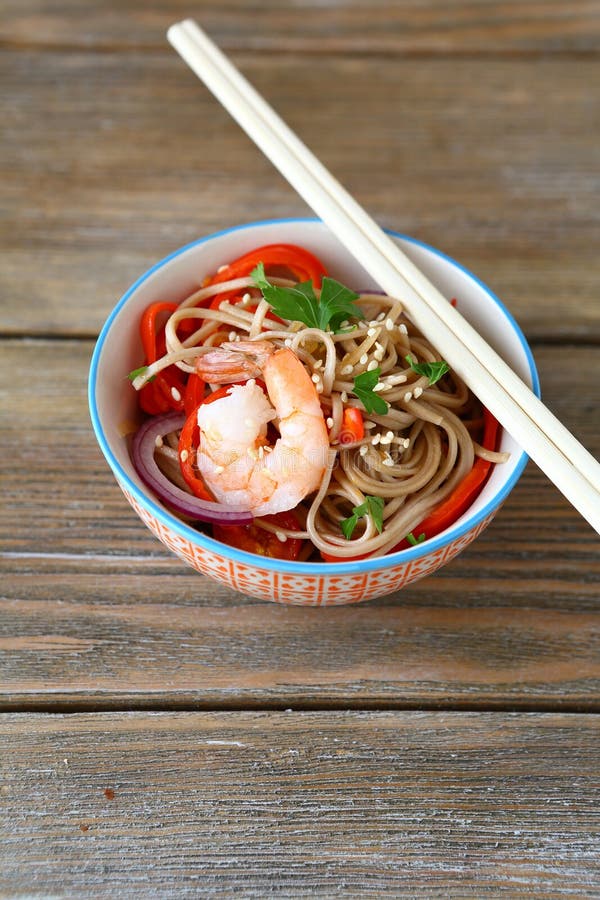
167,18 -> 600,535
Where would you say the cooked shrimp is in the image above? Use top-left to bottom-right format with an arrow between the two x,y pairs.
195,341 -> 329,516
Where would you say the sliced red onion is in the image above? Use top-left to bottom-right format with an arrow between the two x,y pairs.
131,411 -> 253,525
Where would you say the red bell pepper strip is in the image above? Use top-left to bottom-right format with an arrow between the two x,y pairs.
340,407 -> 365,444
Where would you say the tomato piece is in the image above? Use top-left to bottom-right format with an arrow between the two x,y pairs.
213,511 -> 304,561
340,407 -> 364,444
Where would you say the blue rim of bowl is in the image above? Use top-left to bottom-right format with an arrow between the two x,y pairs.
89,217 -> 539,575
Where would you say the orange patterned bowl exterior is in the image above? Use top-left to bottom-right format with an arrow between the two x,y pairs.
89,219 -> 538,605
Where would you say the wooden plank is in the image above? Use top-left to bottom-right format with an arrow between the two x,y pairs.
0,566 -> 598,709
1,340 -> 598,709
2,339 -> 599,562
2,50 -> 599,339
2,0 -> 599,53
1,711 -> 599,896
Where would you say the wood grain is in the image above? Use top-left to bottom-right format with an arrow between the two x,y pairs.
2,0 -> 599,53
1,711 -> 599,896
2,340 -> 598,564
0,566 -> 598,709
1,340 -> 598,709
2,50 -> 599,339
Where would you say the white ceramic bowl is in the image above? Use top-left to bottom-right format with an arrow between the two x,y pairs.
89,218 -> 539,605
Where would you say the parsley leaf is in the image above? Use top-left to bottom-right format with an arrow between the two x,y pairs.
128,365 -> 154,383
318,278 -> 364,332
341,495 -> 385,539
405,354 -> 450,386
251,263 -> 363,333
405,531 -> 426,546
352,368 -> 389,415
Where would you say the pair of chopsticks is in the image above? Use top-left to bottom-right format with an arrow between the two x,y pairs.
167,19 -> 600,534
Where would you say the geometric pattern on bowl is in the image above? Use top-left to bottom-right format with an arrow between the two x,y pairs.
121,484 -> 495,605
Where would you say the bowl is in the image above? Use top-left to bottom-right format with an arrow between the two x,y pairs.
89,218 -> 539,605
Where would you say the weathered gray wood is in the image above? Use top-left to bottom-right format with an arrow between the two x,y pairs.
1,711 -> 599,897
2,50 -> 599,338
0,566 -> 598,709
2,0 -> 599,53
1,339 -> 598,709
2,339 -> 598,563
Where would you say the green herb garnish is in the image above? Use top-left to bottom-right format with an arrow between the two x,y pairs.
341,495 -> 384,539
128,365 -> 154,383
352,367 -> 389,415
405,354 -> 450,386
405,531 -> 426,546
251,262 -> 364,333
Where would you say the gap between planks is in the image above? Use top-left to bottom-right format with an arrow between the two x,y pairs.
1,698 -> 599,715
1,38 -> 599,60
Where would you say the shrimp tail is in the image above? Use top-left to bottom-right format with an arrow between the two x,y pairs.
196,340 -> 274,384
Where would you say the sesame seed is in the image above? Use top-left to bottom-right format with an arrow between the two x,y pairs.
326,417 -> 334,429
228,331 -> 237,342
359,353 -> 368,365
367,360 -> 378,372
379,384 -> 393,392
385,318 -> 394,331
339,320 -> 349,328
372,383 -> 385,392
217,264 -> 228,273
214,465 -> 224,474
311,374 -> 320,384
369,319 -> 379,327
404,391 -> 413,403
246,378 -> 256,387
367,327 -> 377,337
376,312 -> 386,321
373,349 -> 384,361
379,434 -> 392,445
386,430 -> 394,440
341,391 -> 348,402
171,386 -> 181,402
364,420 -> 375,429
371,433 -> 381,445
341,364 -> 353,375
180,449 -> 188,463
284,339 -> 292,347
241,292 -> 251,303
276,531 -> 288,543
375,341 -> 384,352
154,435 -> 163,448
313,359 -> 323,369
382,457 -> 394,467
399,323 -> 408,334
264,445 -> 273,453
403,438 -> 410,448
413,386 -> 423,398
359,445 -> 368,457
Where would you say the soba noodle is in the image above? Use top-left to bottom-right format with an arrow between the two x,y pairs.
131,270 -> 507,561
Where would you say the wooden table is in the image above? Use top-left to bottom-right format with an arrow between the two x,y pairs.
2,2 -> 599,895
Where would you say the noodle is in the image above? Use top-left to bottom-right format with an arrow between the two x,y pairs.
130,251 -> 506,561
